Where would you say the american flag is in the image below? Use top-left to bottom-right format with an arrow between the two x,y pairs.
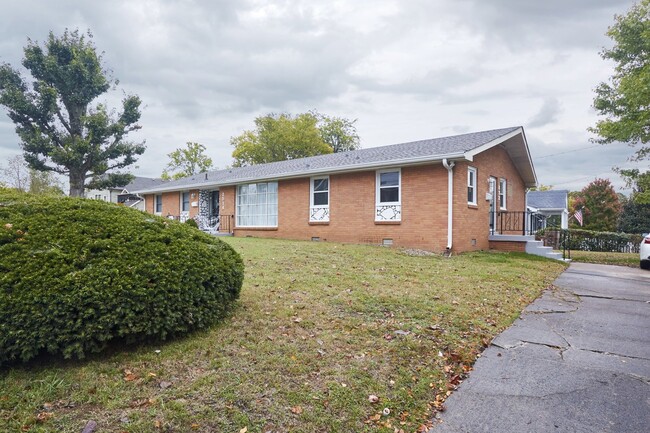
574,209 -> 583,226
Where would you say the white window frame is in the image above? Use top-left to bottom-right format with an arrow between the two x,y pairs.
236,181 -> 278,228
181,191 -> 190,213
467,166 -> 477,205
309,176 -> 330,222
375,168 -> 401,222
499,178 -> 507,210
155,194 -> 163,214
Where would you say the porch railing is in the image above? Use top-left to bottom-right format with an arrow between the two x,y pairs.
493,211 -> 547,236
219,214 -> 234,234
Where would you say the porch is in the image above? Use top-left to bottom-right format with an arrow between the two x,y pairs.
489,211 -> 565,261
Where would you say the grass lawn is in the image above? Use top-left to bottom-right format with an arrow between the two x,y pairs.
1,238 -> 566,433
565,250 -> 639,267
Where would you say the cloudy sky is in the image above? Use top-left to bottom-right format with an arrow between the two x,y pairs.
0,0 -> 645,193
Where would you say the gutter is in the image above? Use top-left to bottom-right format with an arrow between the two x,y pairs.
442,158 -> 455,251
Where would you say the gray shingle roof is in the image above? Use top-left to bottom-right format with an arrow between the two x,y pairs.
527,190 -> 568,210
123,176 -> 167,193
133,126 -> 525,193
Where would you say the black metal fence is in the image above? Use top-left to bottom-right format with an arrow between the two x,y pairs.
539,228 -> 643,260
494,211 -> 551,236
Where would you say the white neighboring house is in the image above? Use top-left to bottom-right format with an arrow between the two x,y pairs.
526,190 -> 569,231
85,177 -> 166,211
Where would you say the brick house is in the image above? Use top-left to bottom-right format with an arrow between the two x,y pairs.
133,127 -> 538,253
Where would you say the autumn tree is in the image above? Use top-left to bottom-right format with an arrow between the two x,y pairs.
0,29 -> 144,197
571,178 -> 622,231
231,111 -> 360,167
161,142 -> 214,180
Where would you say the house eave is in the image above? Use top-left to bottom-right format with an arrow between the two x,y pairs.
132,152 -> 468,194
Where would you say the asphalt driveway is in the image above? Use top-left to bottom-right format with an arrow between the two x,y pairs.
431,262 -> 650,433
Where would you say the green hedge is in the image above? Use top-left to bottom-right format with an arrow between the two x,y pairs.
0,189 -> 244,365
537,228 -> 643,253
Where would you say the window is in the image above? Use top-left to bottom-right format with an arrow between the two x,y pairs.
155,194 -> 162,213
378,170 -> 400,203
236,182 -> 278,227
94,194 -> 101,200
499,178 -> 507,209
467,167 -> 477,205
310,177 -> 330,222
181,191 -> 190,212
376,169 -> 401,221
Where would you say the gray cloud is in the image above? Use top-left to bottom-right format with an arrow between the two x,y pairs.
0,0 -> 642,193
529,97 -> 562,128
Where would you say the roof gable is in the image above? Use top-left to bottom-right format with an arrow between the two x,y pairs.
527,190 -> 569,210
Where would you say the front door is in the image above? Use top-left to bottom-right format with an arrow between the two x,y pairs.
209,190 -> 220,229
488,177 -> 497,234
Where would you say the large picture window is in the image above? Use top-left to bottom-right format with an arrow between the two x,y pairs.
467,167 -> 477,205
375,169 -> 401,221
236,182 -> 278,227
310,177 -> 330,222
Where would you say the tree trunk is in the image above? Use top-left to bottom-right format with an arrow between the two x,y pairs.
69,171 -> 86,197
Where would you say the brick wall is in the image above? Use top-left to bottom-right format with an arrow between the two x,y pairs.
142,144 -> 528,253
488,240 -> 527,252
451,145 -> 526,251
142,190 -> 200,219
229,165 -> 449,251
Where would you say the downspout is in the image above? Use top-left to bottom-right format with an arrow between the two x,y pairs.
442,159 -> 455,252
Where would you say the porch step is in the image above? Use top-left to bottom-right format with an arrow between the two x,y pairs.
525,240 -> 565,261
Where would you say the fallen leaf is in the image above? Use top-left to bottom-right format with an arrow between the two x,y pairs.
290,405 -> 303,414
191,423 -> 200,430
159,381 -> 173,389
239,427 -> 248,433
36,412 -> 53,422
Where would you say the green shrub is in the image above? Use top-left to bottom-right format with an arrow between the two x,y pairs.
536,228 -> 643,253
0,190 -> 244,365
184,218 -> 199,228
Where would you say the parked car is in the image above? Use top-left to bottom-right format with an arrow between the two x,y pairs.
641,234 -> 650,270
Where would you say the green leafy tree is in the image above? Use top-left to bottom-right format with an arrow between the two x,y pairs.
29,169 -> 64,195
529,184 -> 554,191
591,0 -> 650,161
161,142 -> 214,180
231,112 -> 361,167
618,197 -> 650,233
571,178 -> 622,231
315,112 -> 361,153
618,168 -> 650,204
231,113 -> 332,167
0,29 -> 144,197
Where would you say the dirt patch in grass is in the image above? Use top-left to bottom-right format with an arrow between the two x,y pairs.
0,238 -> 565,433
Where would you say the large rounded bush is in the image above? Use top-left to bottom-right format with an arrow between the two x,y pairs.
0,190 -> 244,364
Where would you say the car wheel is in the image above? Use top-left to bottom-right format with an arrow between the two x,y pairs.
641,261 -> 650,270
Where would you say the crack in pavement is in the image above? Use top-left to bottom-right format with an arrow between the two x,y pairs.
575,292 -> 649,303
